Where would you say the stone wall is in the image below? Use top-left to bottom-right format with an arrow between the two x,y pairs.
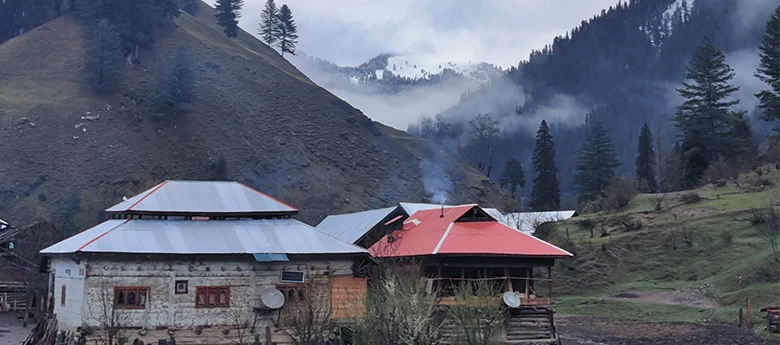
51,253 -> 357,344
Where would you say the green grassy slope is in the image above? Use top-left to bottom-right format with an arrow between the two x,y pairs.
0,6 -> 514,232
546,166 -> 780,328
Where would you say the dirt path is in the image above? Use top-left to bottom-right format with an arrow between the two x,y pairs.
605,289 -> 719,309
557,316 -> 780,345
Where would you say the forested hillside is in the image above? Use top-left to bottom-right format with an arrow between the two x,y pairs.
414,0 -> 780,208
0,1 -> 514,235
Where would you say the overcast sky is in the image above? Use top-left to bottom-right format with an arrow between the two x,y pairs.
235,0 -> 621,67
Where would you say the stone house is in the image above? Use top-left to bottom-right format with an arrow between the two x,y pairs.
40,181 -> 370,344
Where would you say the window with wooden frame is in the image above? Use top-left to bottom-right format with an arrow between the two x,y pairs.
277,284 -> 307,304
114,287 -> 149,309
195,286 -> 230,308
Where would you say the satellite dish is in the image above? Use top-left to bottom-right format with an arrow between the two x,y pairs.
260,288 -> 285,309
503,291 -> 520,308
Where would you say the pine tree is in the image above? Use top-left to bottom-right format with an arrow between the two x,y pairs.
573,123 -> 620,203
215,0 -> 242,38
755,6 -> 780,135
258,0 -> 279,46
155,49 -> 196,116
530,120 -> 561,211
674,37 -> 747,187
635,124 -> 658,192
83,19 -> 124,94
275,4 -> 298,56
499,158 -> 525,199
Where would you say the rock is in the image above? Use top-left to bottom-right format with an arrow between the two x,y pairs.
28,122 -> 35,128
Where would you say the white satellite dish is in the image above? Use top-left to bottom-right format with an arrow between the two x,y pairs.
502,291 -> 520,308
260,288 -> 285,309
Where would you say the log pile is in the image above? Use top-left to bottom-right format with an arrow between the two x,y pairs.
761,306 -> 780,334
22,315 -> 78,345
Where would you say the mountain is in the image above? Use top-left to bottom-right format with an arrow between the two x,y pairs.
290,53 -> 502,94
0,4 -> 514,234
425,0 -> 780,206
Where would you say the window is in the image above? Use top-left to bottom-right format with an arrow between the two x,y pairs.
277,284 -> 306,304
60,285 -> 66,307
175,280 -> 188,294
114,287 -> 149,309
195,286 -> 230,308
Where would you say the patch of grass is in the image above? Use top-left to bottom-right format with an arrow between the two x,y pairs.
549,173 -> 780,322
555,296 -> 710,323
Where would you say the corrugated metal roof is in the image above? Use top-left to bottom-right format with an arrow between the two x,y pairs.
370,206 -> 573,258
40,219 -> 367,255
315,207 -> 397,243
0,218 -> 8,230
495,211 -> 576,233
106,181 -> 298,214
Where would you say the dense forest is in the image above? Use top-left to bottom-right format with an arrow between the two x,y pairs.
410,0 -> 780,209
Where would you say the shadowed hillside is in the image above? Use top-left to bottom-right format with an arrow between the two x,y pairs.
0,6 -> 514,232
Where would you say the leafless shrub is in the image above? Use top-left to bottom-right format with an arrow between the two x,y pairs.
351,268 -> 442,345
681,225 -> 694,248
448,280 -> 506,345
287,282 -> 334,345
678,192 -> 701,204
84,281 -> 131,345
591,177 -> 638,212
619,219 -> 643,232
650,194 -> 667,211
220,304 -> 257,345
719,230 -> 733,244
576,219 -> 596,230
751,204 -> 780,263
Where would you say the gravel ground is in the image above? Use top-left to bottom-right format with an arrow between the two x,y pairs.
0,312 -> 34,344
558,316 -> 780,345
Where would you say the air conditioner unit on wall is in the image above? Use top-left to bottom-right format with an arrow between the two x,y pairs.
280,270 -> 305,283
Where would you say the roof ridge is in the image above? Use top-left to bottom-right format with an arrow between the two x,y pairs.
127,181 -> 168,211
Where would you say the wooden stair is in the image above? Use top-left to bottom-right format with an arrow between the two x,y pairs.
505,307 -> 559,345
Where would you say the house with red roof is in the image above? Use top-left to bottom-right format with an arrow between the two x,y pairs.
364,204 -> 572,344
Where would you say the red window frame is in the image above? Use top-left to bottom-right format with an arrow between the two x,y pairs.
195,286 -> 230,308
114,287 -> 149,309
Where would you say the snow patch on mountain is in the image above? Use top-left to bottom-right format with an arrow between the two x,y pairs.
640,0 -> 695,46
381,55 -> 496,84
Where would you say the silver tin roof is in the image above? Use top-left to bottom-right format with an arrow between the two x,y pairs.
314,207 -> 397,243
40,218 -> 367,255
106,181 -> 297,215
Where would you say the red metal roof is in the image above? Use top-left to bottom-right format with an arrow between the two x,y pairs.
369,205 -> 572,258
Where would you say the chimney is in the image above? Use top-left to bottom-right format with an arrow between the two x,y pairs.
439,204 -> 445,218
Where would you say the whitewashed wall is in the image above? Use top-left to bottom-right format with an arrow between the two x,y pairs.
50,257 -> 87,330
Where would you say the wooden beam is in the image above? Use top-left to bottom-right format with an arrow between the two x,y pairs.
547,267 -> 552,298
525,267 -> 530,298
504,267 -> 513,292
437,265 -> 442,296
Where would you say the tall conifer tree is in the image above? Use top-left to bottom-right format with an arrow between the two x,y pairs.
755,6 -> 780,135
573,123 -> 620,203
530,120 -> 561,211
215,0 -> 242,38
500,158 -> 525,200
635,124 -> 658,192
83,19 -> 124,94
674,37 -> 749,187
275,4 -> 297,56
258,0 -> 279,46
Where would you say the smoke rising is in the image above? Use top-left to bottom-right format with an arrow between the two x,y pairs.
418,156 -> 453,204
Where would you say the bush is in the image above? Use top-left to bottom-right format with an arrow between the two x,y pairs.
679,192 -> 701,204
719,230 -> 733,244
590,177 -> 638,212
